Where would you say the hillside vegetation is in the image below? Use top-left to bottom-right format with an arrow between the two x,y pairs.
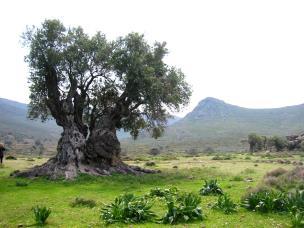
123,97 -> 304,153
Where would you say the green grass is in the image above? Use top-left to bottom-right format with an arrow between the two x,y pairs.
0,155 -> 294,227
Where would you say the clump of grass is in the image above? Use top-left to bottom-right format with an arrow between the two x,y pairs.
16,181 -> 28,187
32,205 -> 51,226
242,168 -> 255,174
212,155 -> 231,160
101,193 -> 155,224
161,192 -> 203,224
200,179 -> 223,196
212,193 -> 237,214
231,175 -> 243,181
70,197 -> 96,208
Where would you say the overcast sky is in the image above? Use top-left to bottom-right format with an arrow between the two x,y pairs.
1,0 -> 304,116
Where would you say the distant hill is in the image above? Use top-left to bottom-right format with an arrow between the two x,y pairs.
0,98 -> 61,140
122,97 -> 304,152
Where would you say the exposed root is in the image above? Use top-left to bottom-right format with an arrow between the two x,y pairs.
12,158 -> 160,180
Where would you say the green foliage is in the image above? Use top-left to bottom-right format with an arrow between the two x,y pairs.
161,192 -> 203,224
70,197 -> 96,208
200,179 -> 223,196
241,189 -> 288,213
5,155 -> 17,160
286,190 -> 304,213
291,212 -> 304,228
231,175 -> 243,181
269,136 -> 288,152
32,205 -> 51,225
248,133 -> 265,152
15,181 -> 28,187
101,193 -> 155,224
149,187 -> 179,199
211,155 -> 231,160
23,19 -> 191,139
212,194 -> 237,214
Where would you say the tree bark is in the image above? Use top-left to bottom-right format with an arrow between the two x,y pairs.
13,122 -> 158,179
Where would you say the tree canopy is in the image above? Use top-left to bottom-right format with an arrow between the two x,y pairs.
24,19 -> 192,139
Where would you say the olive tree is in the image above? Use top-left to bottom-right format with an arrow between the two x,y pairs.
17,19 -> 191,179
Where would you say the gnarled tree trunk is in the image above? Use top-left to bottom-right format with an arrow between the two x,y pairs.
15,122 -> 86,179
14,124 -> 157,179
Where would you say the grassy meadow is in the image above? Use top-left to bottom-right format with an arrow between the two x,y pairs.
0,153 -> 302,227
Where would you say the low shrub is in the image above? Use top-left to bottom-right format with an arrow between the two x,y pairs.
212,194 -> 237,214
101,193 -> 155,224
32,205 -> 51,225
6,155 -> 17,160
211,155 -> 231,160
149,187 -> 179,200
265,168 -> 288,178
200,180 -> 223,196
70,197 -> 96,208
161,192 -> 203,224
16,181 -> 28,187
145,161 -> 156,166
241,189 -> 287,213
231,175 -> 243,181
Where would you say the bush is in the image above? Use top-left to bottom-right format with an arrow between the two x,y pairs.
145,161 -> 156,166
200,180 -> 223,196
212,194 -> 237,214
6,155 -> 17,160
16,181 -> 28,187
149,148 -> 160,156
161,192 -> 203,224
241,189 -> 287,213
101,193 -> 155,224
265,168 -> 287,178
70,197 -> 96,208
32,205 -> 51,225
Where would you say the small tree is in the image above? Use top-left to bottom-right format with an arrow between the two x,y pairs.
248,133 -> 263,152
271,136 -> 287,152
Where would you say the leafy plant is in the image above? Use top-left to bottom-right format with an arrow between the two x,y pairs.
149,187 -> 179,200
291,211 -> 304,228
161,192 -> 203,224
241,190 -> 287,213
32,205 -> 51,225
200,180 -> 223,196
101,193 -> 155,224
212,194 -> 237,214
70,197 -> 96,208
286,190 -> 304,213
